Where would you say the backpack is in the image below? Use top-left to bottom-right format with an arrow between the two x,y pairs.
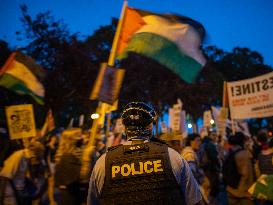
222,148 -> 243,189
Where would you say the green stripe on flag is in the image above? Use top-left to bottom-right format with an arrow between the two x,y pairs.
119,32 -> 202,83
0,73 -> 44,105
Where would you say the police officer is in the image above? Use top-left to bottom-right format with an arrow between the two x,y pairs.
87,102 -> 202,205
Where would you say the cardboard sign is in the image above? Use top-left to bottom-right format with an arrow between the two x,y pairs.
203,110 -> 212,128
5,104 -> 36,139
169,99 -> 185,133
227,71 -> 273,119
211,106 -> 228,137
90,63 -> 125,105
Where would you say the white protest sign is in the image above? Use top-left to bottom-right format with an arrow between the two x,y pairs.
203,110 -> 212,128
218,107 -> 228,137
227,71 -> 273,119
5,104 -> 36,139
172,103 -> 182,131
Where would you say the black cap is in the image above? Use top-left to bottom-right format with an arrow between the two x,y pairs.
121,102 -> 156,139
121,102 -> 156,127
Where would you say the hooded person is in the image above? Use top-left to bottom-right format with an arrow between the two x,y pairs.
87,102 -> 202,205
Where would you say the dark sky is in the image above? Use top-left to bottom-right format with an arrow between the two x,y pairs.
1,0 -> 273,66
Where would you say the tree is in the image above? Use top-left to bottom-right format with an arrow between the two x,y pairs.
2,7 -> 272,131
14,6 -> 101,127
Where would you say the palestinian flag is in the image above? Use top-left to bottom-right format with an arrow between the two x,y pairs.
0,52 -> 45,105
117,7 -> 207,83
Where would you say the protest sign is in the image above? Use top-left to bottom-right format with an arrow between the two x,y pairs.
5,104 -> 36,139
172,103 -> 182,131
90,63 -> 125,105
218,107 -> 228,137
227,72 -> 273,119
212,106 -> 229,137
203,110 -> 212,128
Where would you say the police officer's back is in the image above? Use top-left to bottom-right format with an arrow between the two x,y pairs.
88,102 -> 202,205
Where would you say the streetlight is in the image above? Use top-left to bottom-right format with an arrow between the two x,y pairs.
187,123 -> 192,129
91,113 -> 99,119
210,119 -> 215,125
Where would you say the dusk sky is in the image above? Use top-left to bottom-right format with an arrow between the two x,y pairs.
1,0 -> 273,66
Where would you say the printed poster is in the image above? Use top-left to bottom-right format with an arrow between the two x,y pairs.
227,72 -> 273,119
5,104 -> 36,139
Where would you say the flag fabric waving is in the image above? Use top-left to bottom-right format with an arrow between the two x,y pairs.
117,7 -> 207,83
0,52 -> 45,105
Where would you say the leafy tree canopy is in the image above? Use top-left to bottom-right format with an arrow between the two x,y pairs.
0,7 -> 272,131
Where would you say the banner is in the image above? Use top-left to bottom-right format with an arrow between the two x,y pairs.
227,72 -> 273,119
90,63 -> 125,105
5,104 -> 36,139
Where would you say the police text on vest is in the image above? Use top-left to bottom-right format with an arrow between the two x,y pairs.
112,160 -> 164,178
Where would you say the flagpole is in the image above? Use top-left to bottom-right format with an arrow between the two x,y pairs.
222,81 -> 228,107
223,81 -> 235,135
108,0 -> 128,66
0,52 -> 16,74
89,0 -> 128,146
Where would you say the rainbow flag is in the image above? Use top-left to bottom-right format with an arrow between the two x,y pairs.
0,52 -> 45,105
117,7 -> 206,83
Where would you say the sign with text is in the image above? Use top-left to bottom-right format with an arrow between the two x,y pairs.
203,110 -> 212,128
90,63 -> 125,105
5,104 -> 36,139
227,72 -> 273,119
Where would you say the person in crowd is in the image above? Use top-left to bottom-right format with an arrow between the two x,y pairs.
182,133 -> 204,185
80,130 -> 99,204
88,102 -> 202,205
254,137 -> 273,205
198,131 -> 221,205
256,137 -> 273,176
252,130 -> 269,162
111,118 -> 126,146
0,141 -> 46,205
225,132 -> 255,205
0,127 -> 10,169
44,134 -> 59,205
54,128 -> 83,205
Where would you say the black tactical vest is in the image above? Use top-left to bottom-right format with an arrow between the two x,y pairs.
99,142 -> 185,205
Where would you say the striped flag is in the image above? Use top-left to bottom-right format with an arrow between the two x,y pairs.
0,52 -> 45,105
117,7 -> 206,83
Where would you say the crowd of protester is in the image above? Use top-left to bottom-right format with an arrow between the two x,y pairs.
0,118 -> 273,205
